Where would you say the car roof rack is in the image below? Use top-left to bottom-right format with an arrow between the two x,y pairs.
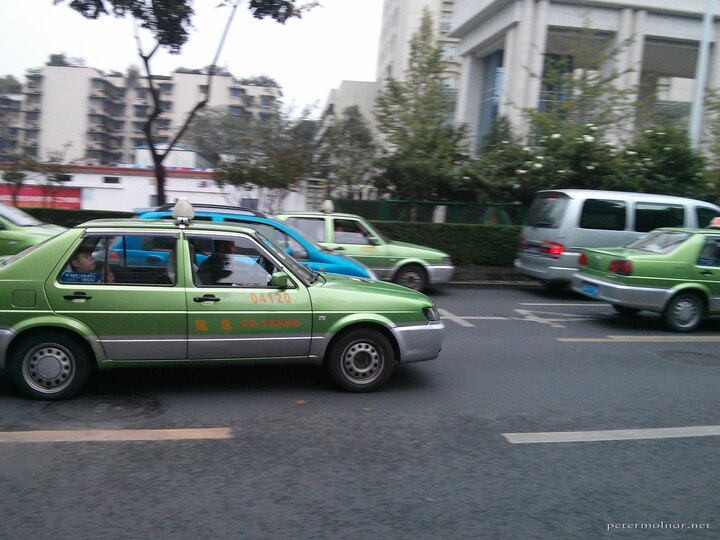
152,203 -> 271,218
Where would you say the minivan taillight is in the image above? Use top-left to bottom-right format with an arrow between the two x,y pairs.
578,252 -> 588,266
518,235 -> 527,250
608,259 -> 632,275
541,241 -> 564,259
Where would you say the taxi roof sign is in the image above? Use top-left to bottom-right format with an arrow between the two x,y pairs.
172,198 -> 195,227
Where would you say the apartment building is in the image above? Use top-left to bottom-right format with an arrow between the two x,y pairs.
450,0 -> 720,149
6,64 -> 281,166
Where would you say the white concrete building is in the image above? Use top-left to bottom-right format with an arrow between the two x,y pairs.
450,0 -> 720,150
12,64 -> 281,166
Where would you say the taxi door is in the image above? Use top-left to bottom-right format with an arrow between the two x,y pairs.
329,217 -> 389,271
46,233 -> 187,360
693,235 -> 720,312
184,233 -> 313,360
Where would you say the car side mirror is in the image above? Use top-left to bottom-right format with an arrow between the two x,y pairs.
270,271 -> 289,288
368,237 -> 381,246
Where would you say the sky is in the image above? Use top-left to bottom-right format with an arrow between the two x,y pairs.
0,0 -> 384,112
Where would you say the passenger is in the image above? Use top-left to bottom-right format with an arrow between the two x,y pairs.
197,239 -> 235,285
69,245 -> 115,283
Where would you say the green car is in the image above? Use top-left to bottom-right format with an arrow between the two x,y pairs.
275,211 -> 454,291
0,202 -> 66,256
572,226 -> 720,332
0,202 -> 444,400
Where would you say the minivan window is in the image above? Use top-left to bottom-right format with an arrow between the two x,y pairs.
634,203 -> 684,232
524,196 -> 568,228
579,199 -> 626,230
697,206 -> 720,228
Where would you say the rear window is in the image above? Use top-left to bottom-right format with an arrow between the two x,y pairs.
579,199 -> 626,230
626,230 -> 690,253
524,195 -> 568,229
634,203 -> 684,232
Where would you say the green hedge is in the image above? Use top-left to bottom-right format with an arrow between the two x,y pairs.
21,208 -> 520,267
371,221 -> 520,266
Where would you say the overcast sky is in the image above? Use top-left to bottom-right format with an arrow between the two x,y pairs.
0,0 -> 384,112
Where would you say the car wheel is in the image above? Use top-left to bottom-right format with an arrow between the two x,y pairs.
394,264 -> 427,291
326,329 -> 395,392
10,333 -> 90,400
663,293 -> 705,333
613,305 -> 640,316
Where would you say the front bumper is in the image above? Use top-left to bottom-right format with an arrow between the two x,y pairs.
427,265 -> 455,284
571,274 -> 671,313
390,320 -> 444,363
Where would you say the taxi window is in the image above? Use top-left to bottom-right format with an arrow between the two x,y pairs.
333,219 -> 372,245
697,237 -> 720,267
59,234 -> 178,286
286,217 -> 326,242
188,234 -> 279,288
236,222 -> 309,262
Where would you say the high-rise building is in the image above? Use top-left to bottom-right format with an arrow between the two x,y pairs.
4,64 -> 281,166
450,0 -> 720,150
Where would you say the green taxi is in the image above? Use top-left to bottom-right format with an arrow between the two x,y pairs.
0,202 -> 66,256
275,211 -> 454,291
0,202 -> 444,399
572,226 -> 720,332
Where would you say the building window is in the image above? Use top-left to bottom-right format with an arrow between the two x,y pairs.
134,105 -> 148,117
158,83 -> 173,94
443,46 -> 459,63
55,174 -> 72,183
230,87 -> 245,97
478,51 -> 504,147
260,95 -> 273,108
159,101 -> 172,112
199,85 -> 208,95
229,105 -> 244,116
136,88 -> 148,99
440,15 -> 452,33
103,176 -> 120,184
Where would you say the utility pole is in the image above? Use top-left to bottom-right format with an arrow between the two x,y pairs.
690,0 -> 715,148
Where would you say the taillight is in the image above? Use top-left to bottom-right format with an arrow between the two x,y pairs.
578,252 -> 588,266
518,235 -> 527,250
608,259 -> 632,275
541,241 -> 564,259
109,251 -> 120,260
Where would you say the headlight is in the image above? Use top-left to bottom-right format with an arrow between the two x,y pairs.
442,256 -> 452,265
423,306 -> 440,321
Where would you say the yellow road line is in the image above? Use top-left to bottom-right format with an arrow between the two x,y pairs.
0,428 -> 232,443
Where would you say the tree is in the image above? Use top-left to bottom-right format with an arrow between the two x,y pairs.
55,0 -> 317,205
213,107 -> 318,212
1,154 -> 37,206
374,8 -> 470,201
0,75 -> 21,94
316,106 -> 377,197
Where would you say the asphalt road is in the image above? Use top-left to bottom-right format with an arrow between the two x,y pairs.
0,285 -> 719,539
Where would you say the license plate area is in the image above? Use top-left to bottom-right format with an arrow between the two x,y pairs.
582,282 -> 599,296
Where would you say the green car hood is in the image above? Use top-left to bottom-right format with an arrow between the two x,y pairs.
386,240 -> 448,259
311,272 -> 432,309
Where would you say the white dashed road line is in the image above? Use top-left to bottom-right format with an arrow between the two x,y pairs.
0,428 -> 232,443
559,336 -> 720,343
503,425 -> 720,444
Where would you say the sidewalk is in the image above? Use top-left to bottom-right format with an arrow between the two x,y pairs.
449,265 -> 535,285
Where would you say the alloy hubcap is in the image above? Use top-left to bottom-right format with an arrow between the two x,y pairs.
673,300 -> 699,326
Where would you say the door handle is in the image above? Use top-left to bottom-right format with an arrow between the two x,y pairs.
700,270 -> 714,276
194,294 -> 221,303
63,292 -> 92,300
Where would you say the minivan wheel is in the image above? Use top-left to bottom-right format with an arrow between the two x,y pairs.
663,293 -> 705,332
10,333 -> 90,400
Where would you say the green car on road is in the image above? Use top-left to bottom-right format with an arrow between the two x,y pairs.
276,211 -> 454,291
0,202 -> 65,256
572,226 -> 720,332
0,202 -> 444,400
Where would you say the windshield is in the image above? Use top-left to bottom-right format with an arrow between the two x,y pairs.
524,195 -> 568,228
257,233 -> 317,283
0,203 -> 43,226
625,230 -> 690,253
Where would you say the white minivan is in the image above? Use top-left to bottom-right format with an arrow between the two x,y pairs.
514,189 -> 720,286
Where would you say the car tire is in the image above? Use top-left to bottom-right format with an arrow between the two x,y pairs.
326,329 -> 395,392
10,332 -> 90,400
663,293 -> 705,333
394,264 -> 427,291
613,305 -> 641,316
